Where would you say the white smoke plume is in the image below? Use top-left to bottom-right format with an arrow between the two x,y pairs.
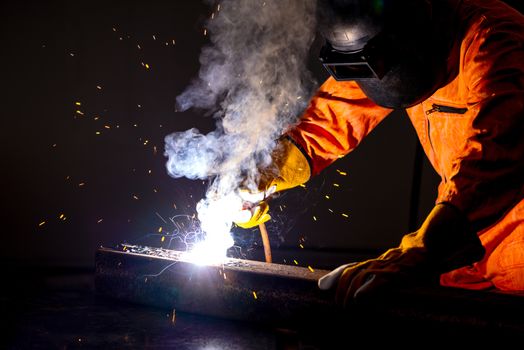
164,0 -> 317,260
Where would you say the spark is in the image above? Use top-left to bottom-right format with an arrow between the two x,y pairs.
299,244 -> 304,249
152,34 -> 156,40
137,44 -> 141,49
76,110 -> 84,115
336,169 -> 347,176
172,39 -> 176,45
293,259 -> 298,265
75,102 -> 81,106
155,212 -> 168,224
145,63 -> 150,69
78,182 -> 85,187
95,131 -> 101,135
104,125 -> 110,129
133,195 -> 139,200
203,29 -> 207,36
171,310 -> 176,325
308,266 -> 315,272
59,214 -> 64,219
38,221 -> 46,227
96,85 -> 102,90
333,183 -> 340,187
313,216 -> 317,221
158,227 -> 163,233
161,236 -> 165,242
97,219 -> 103,223
325,195 -> 330,199
112,27 -> 117,32
252,291 -> 258,300
342,213 -> 349,218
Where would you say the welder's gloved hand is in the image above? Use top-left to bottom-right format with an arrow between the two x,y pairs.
234,137 -> 311,229
234,201 -> 271,229
318,203 -> 485,307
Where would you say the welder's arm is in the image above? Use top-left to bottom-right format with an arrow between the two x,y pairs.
287,77 -> 392,175
235,78 -> 392,229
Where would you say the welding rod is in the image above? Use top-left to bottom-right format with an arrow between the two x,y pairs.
259,222 -> 272,263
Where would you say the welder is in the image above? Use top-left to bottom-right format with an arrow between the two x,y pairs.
236,0 -> 524,306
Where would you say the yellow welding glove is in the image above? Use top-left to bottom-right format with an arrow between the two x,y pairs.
234,137 -> 311,229
234,201 -> 271,229
318,203 -> 485,307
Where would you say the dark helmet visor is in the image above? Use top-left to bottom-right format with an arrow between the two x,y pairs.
319,40 -> 390,81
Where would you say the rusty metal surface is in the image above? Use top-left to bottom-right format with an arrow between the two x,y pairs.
95,245 -> 337,325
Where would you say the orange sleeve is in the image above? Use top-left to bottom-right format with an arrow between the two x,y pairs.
287,77 -> 392,175
437,19 -> 524,230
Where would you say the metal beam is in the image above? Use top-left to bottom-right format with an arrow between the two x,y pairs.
95,245 -> 336,325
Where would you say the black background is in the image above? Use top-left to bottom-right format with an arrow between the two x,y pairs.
1,0 -> 441,269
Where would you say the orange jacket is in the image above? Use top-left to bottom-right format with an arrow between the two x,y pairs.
288,0 -> 524,289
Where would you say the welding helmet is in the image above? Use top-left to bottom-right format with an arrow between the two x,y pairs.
317,0 -> 452,109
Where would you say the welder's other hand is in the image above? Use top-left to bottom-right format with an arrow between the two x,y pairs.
318,263 -> 357,290
234,201 -> 271,229
318,203 -> 485,307
328,248 -> 429,307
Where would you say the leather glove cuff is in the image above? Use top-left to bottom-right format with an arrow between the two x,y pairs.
258,137 -> 311,193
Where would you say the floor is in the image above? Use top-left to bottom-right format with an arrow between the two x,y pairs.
2,269 -> 323,349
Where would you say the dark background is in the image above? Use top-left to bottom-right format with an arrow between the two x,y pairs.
1,0 -> 441,270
